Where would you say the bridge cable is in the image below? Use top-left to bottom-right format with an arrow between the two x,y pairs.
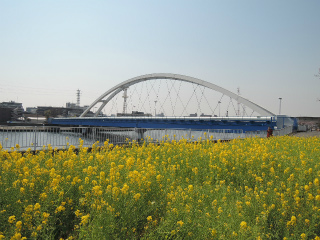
231,98 -> 239,116
168,80 -> 177,116
173,80 -> 190,116
200,87 -> 216,116
182,83 -> 200,116
172,80 -> 184,116
241,104 -> 248,116
192,84 -> 203,115
135,81 -> 147,114
160,79 -> 177,116
149,80 -> 161,115
197,85 -> 209,116
109,94 -> 119,116
130,81 -> 144,113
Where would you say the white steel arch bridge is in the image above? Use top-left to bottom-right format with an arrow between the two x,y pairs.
50,73 -> 288,133
81,73 -> 274,117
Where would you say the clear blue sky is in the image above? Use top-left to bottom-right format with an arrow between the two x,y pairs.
1,0 -> 319,117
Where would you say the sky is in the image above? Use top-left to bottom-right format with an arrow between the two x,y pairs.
1,0 -> 320,117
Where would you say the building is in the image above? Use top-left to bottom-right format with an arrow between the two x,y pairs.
26,107 -> 37,114
65,103 -> 92,117
66,102 -> 77,108
200,113 -> 212,117
156,113 -> 165,117
0,101 -> 24,122
117,111 -> 152,117
0,107 -> 13,123
0,101 -> 23,110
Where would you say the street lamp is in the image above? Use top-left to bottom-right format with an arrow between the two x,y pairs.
218,101 -> 221,117
278,98 -> 282,115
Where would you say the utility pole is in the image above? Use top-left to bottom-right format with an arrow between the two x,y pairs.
278,97 -> 282,115
237,87 -> 241,116
76,89 -> 81,107
122,88 -> 128,114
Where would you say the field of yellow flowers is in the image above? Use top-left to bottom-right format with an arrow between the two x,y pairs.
1,135 -> 320,239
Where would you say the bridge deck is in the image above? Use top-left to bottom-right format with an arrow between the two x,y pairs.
49,116 -> 276,132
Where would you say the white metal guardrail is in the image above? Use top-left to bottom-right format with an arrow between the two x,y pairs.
273,126 -> 293,136
0,126 -> 134,151
0,126 -> 244,151
0,126 -> 292,151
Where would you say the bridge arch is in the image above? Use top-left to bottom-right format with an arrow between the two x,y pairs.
80,73 -> 274,117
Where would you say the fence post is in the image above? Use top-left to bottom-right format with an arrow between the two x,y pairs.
33,126 -> 37,151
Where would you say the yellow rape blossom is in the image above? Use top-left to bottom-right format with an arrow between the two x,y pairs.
240,221 -> 248,230
34,203 -> 41,210
301,233 -> 307,240
80,214 -> 90,225
8,215 -> 16,223
16,221 -> 22,229
55,205 -> 66,213
133,193 -> 141,201
177,220 -> 184,227
121,183 -> 129,194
